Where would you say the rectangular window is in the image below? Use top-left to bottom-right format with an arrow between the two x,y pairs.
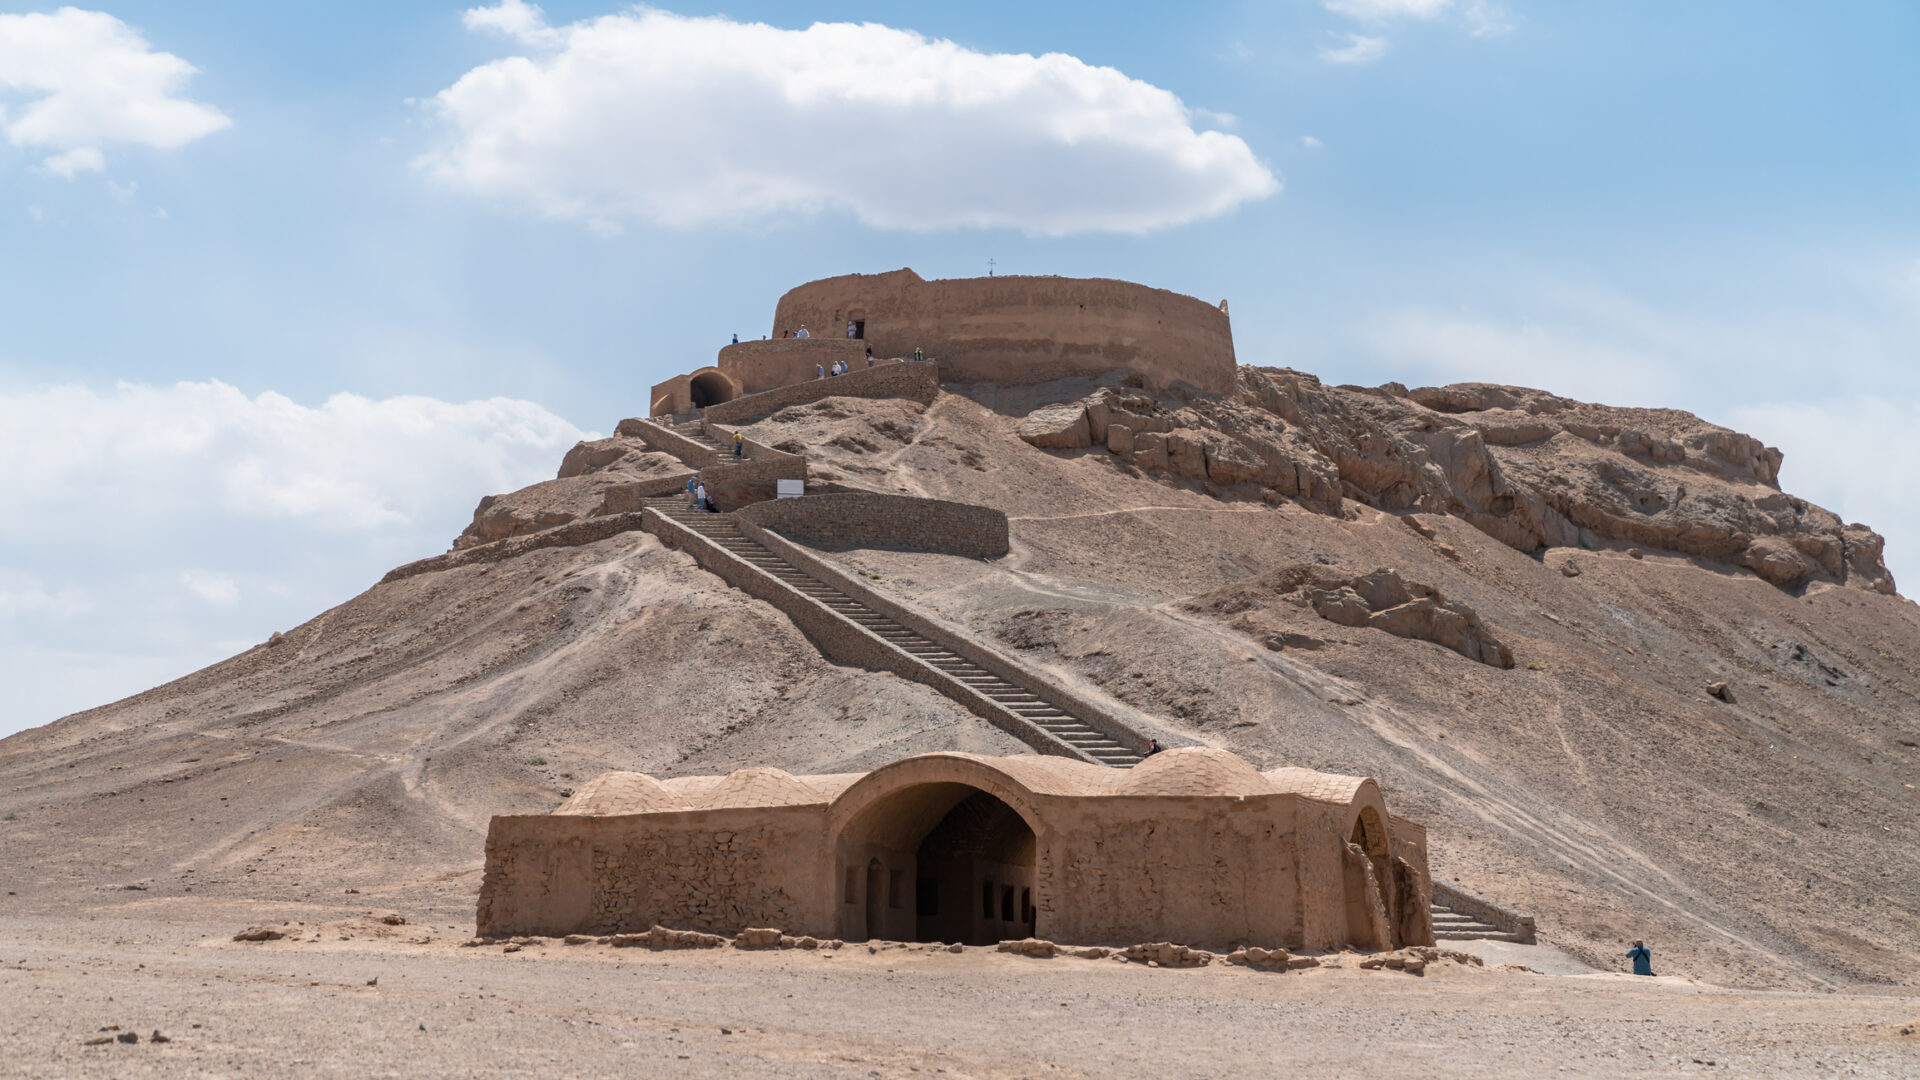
888,869 -> 904,909
845,865 -> 858,904
982,880 -> 995,920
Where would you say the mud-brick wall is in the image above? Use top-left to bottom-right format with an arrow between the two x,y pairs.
737,493 -> 1009,558
703,359 -> 939,425
477,808 -> 833,939
772,268 -> 1237,396
1037,794 -> 1302,950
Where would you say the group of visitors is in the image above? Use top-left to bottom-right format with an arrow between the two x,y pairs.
783,326 -> 811,339
685,476 -> 717,513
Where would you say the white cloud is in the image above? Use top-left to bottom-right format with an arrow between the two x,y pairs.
1324,0 -> 1452,20
180,570 -> 239,606
462,0 -> 560,47
1319,33 -> 1391,64
0,380 -> 588,736
1464,1 -> 1517,37
1301,135 -> 1324,150
36,145 -> 102,177
420,5 -> 1279,235
0,380 -> 586,536
0,7 -> 229,177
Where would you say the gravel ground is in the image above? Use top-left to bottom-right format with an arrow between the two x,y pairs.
2,912 -> 1914,1079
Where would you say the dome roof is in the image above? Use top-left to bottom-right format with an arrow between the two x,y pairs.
1115,747 -> 1273,797
554,772 -> 690,816
696,766 -> 828,810
1261,767 -> 1371,804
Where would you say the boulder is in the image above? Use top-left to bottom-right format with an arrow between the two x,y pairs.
733,927 -> 784,949
1017,405 -> 1091,449
1107,423 -> 1135,455
1738,536 -> 1820,588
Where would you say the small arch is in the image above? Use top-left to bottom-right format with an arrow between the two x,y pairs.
1349,804 -> 1389,857
689,370 -> 736,408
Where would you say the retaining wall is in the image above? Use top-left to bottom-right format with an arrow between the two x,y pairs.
703,360 -> 940,425
735,492 -> 1007,559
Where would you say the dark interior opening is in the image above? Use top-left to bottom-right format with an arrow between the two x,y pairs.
913,789 -> 1036,946
688,371 -> 734,408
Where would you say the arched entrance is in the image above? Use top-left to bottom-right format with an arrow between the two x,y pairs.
688,370 -> 735,408
833,781 -> 1038,945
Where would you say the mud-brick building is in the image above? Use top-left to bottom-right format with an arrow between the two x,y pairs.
477,749 -> 1435,951
650,268 -> 1237,415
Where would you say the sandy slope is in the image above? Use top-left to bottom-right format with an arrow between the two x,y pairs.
4,374 -> 1916,995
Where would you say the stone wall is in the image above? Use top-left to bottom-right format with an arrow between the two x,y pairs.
1431,879 -> 1536,943
772,269 -> 1237,396
736,492 -> 1008,559
714,339 -> 873,396
703,360 -> 940,425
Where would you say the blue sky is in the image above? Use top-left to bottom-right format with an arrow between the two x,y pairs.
1,0 -> 1916,736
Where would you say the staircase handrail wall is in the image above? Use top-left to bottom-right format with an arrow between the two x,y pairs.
638,507 -> 1098,763
1431,879 -> 1537,942
736,517 -> 1162,756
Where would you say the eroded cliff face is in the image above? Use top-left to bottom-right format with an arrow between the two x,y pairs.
1023,372 -> 1894,596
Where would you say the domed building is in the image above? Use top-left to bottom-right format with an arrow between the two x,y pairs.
477,749 -> 1434,951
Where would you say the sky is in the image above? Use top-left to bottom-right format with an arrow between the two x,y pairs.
1,0 -> 1915,737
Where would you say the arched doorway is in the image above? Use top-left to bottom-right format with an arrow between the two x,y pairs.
833,781 -> 1038,945
688,371 -> 735,408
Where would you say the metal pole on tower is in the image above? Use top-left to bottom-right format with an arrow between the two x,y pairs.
988,258 -> 995,277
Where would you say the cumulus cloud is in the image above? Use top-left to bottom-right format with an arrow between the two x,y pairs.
1319,34 -> 1391,64
0,7 -> 229,176
418,4 -> 1278,234
0,380 -> 585,535
0,380 -> 586,736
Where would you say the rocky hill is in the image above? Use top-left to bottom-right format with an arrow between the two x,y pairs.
3,366 -> 1916,992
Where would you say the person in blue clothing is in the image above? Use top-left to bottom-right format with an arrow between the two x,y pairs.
1627,939 -> 1653,976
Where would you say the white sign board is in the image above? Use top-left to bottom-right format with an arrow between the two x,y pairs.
776,479 -> 805,499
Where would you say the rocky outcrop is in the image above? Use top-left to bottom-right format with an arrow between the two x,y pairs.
1186,564 -> 1514,668
452,443 -> 685,549
1016,404 -> 1092,449
1017,375 -> 1895,595
1306,569 -> 1513,669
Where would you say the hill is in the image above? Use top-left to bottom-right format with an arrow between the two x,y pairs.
3,365 -> 1915,991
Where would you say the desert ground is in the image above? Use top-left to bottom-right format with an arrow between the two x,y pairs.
2,893 -> 1915,1079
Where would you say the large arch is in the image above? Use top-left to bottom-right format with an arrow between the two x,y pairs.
826,755 -> 1056,944
688,369 -> 738,408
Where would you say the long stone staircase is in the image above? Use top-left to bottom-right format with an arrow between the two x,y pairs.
644,496 -> 1144,767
